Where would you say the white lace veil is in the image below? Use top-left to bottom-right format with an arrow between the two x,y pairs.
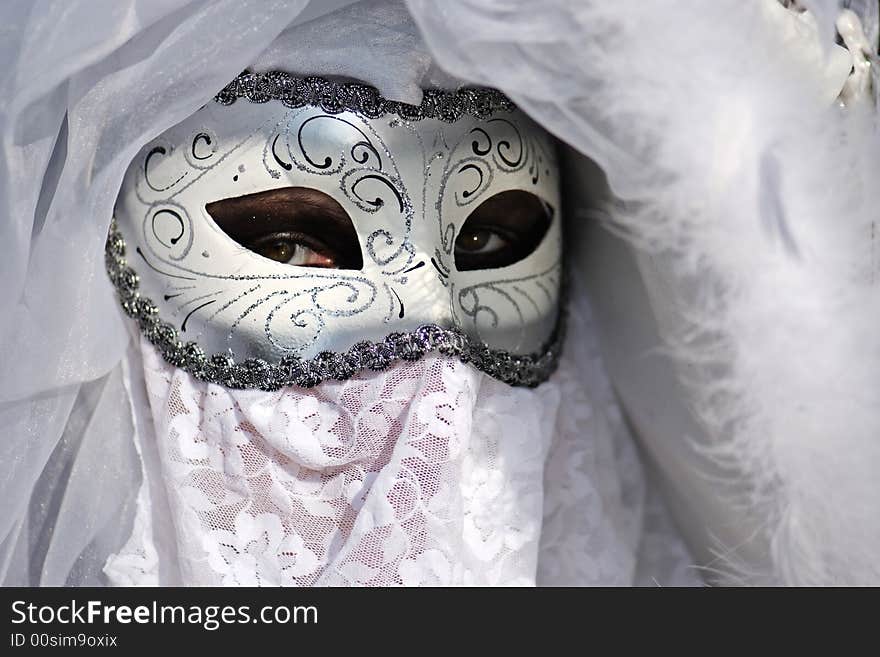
2,0 -> 878,586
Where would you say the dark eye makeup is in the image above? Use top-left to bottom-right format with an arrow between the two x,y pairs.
454,190 -> 554,271
205,187 -> 552,272
205,187 -> 363,270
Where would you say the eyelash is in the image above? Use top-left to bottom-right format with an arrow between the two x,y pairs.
248,231 -> 330,255
455,226 -> 516,249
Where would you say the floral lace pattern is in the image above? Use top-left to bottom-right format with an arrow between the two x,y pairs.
127,341 -> 559,585
105,304 -> 699,586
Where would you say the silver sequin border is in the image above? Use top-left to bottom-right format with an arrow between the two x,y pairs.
214,71 -> 517,122
105,221 -> 564,390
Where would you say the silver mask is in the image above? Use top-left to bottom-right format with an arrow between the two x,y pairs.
107,73 -> 563,389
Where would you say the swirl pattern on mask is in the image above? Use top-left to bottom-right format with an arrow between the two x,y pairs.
109,76 -> 563,388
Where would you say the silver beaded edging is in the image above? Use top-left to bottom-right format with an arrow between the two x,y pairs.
105,221 -> 563,390
214,71 -> 517,122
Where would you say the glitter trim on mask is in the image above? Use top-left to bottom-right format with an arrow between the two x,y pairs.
214,71 -> 517,122
105,220 -> 563,389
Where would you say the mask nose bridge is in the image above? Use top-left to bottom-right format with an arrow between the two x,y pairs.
400,202 -> 456,329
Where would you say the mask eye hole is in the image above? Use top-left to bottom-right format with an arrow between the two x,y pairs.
454,190 -> 554,271
205,187 -> 363,270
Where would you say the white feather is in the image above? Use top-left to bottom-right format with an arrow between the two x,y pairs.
408,0 -> 880,583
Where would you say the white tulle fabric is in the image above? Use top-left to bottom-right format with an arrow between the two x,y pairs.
104,299 -> 698,587
10,0 -> 876,586
0,0 -> 705,587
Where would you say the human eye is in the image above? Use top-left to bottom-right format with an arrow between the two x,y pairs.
205,187 -> 363,270
454,190 -> 554,271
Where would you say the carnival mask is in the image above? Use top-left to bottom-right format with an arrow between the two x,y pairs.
107,73 -> 562,389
